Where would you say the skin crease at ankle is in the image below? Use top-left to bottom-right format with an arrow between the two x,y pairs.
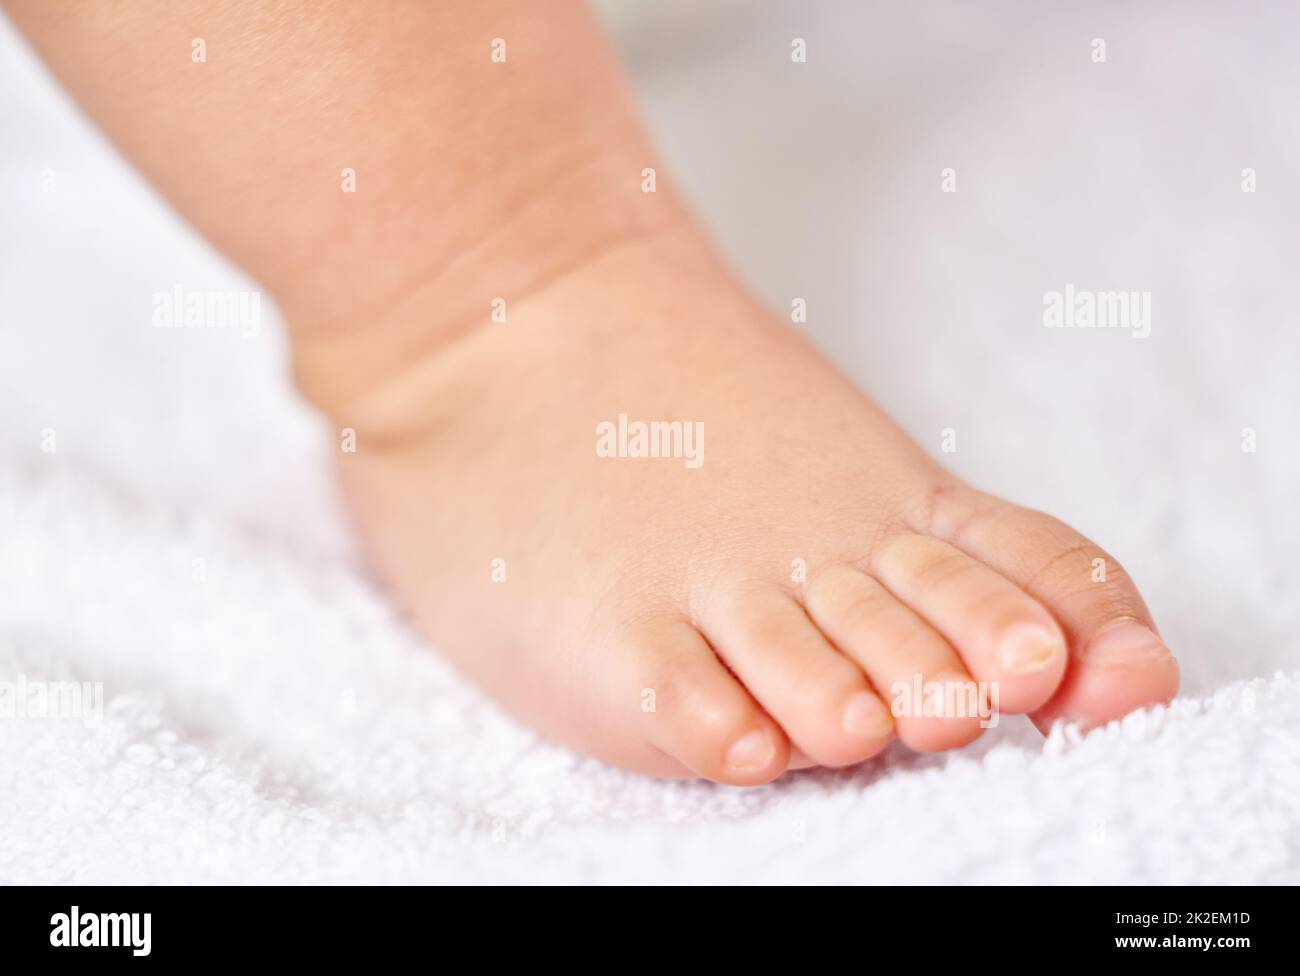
1,0 -> 686,418
284,168 -> 701,428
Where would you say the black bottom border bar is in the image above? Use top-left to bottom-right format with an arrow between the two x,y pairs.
0,886 -> 1283,964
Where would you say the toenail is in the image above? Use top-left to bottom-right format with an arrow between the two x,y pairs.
998,625 -> 1064,672
725,729 -> 775,771
1085,619 -> 1172,666
842,691 -> 893,738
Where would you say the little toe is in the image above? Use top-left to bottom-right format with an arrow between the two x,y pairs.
637,620 -> 790,785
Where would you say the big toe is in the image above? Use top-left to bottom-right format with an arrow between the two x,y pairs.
1030,618 -> 1179,732
928,491 -> 1179,731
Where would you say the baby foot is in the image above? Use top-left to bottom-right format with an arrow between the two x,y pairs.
1,0 -> 1178,785
309,226 -> 1177,786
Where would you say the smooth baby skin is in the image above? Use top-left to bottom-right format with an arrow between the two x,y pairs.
7,0 -> 1178,783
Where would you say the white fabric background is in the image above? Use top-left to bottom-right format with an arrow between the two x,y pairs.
1,1 -> 1297,883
